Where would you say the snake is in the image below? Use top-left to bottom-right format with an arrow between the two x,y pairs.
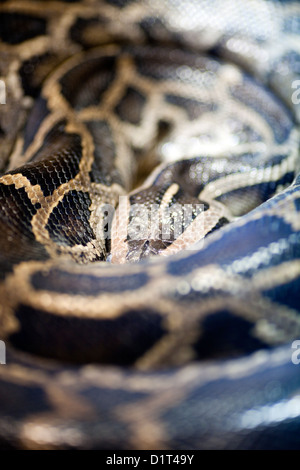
0,0 -> 300,450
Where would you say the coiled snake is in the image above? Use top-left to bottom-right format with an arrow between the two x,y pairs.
0,0 -> 300,449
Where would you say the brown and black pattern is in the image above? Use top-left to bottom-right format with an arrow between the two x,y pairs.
124,183 -> 208,262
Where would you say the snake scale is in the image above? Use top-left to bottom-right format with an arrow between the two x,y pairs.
0,0 -> 300,450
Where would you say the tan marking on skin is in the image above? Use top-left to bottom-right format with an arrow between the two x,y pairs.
159,183 -> 180,209
161,199 -> 232,256
135,328 -> 198,370
110,195 -> 131,264
7,135 -> 28,171
0,283 -> 19,338
29,178 -> 117,262
0,173 -> 45,204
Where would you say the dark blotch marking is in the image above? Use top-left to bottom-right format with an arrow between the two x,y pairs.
0,185 -> 38,240
11,305 -> 166,364
194,310 -> 270,359
294,197 -> 300,212
230,78 -> 293,144
167,215 -> 296,277
31,269 -> 149,295
86,120 -> 123,186
165,94 -> 217,120
59,56 -> 116,110
70,17 -> 108,48
0,184 -> 49,276
18,120 -> 82,197
133,47 -> 214,83
23,97 -> 50,152
150,157 -> 235,199
115,87 -> 146,125
216,172 -> 294,216
139,16 -> 181,46
263,277 -> 300,312
0,379 -> 52,419
19,52 -> 58,98
135,52 -> 173,81
0,13 -> 47,45
104,0 -> 135,7
206,217 -> 229,236
45,190 -> 95,247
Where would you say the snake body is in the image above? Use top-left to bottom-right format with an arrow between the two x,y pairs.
0,0 -> 300,449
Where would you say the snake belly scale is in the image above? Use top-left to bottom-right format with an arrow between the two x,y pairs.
0,0 -> 300,449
